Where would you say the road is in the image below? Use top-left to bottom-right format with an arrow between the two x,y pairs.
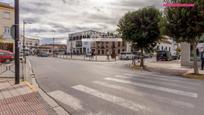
29,56 -> 204,115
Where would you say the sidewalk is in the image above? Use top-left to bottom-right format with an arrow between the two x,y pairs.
145,60 -> 204,78
0,79 -> 56,115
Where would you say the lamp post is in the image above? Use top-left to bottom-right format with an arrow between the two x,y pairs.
15,0 -> 20,84
23,21 -> 28,63
53,37 -> 55,57
52,30 -> 56,57
22,21 -> 31,81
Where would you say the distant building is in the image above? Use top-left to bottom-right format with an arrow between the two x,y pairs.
19,36 -> 40,50
156,36 -> 177,56
35,44 -> 67,55
67,30 -> 126,55
0,2 -> 14,52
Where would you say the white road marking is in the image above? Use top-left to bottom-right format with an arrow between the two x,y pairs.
115,75 -> 196,90
124,73 -> 201,86
93,81 -> 194,108
72,85 -> 151,113
105,78 -> 198,98
48,90 -> 84,110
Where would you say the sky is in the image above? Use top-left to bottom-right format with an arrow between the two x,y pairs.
0,0 -> 162,44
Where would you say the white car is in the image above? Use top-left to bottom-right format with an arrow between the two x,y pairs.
119,53 -> 136,60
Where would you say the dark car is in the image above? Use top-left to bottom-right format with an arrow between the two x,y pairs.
156,51 -> 172,61
0,50 -> 14,63
37,52 -> 49,57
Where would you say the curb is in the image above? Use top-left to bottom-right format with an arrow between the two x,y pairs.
57,56 -> 117,62
27,59 -> 71,115
32,77 -> 71,115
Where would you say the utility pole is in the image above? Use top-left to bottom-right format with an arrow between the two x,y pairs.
71,40 -> 73,59
15,0 -> 20,84
23,21 -> 26,63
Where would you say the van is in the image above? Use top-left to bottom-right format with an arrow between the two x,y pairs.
156,51 -> 172,61
119,52 -> 136,60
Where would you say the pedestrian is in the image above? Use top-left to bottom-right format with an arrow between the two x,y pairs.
107,51 -> 110,60
201,49 -> 204,70
91,51 -> 94,59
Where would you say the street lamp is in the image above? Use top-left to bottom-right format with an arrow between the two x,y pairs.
52,30 -> 56,57
14,0 -> 20,84
23,21 -> 31,63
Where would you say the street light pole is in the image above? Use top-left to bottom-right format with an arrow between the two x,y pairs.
23,21 -> 26,63
71,40 -> 73,59
53,38 -> 55,57
15,0 -> 20,84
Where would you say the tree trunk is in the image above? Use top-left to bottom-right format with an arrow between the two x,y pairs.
140,48 -> 144,68
192,42 -> 199,75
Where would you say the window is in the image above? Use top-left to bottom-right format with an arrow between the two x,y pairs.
118,49 -> 120,54
3,12 -> 10,19
102,50 -> 104,55
118,42 -> 121,47
4,26 -> 10,34
84,42 -> 88,45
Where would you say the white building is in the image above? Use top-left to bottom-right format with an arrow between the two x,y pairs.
156,36 -> 177,56
67,30 -> 126,55
126,36 -> 177,55
19,36 -> 40,50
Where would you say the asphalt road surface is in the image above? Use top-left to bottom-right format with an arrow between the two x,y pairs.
29,56 -> 204,115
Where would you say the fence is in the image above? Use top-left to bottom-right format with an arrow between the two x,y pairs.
0,59 -> 34,84
0,62 -> 15,78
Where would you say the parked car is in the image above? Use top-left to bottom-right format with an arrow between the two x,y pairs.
86,53 -> 92,57
0,50 -> 14,63
119,52 -> 136,60
37,52 -> 49,57
156,51 -> 172,61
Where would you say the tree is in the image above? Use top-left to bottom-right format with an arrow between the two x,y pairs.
165,0 -> 204,74
117,7 -> 161,68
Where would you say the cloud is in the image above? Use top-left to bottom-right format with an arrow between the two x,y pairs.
16,0 -> 162,41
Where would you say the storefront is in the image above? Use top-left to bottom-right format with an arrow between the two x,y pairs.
0,39 -> 14,52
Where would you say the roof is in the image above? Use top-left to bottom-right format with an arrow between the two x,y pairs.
82,38 -> 123,42
0,2 -> 14,9
69,30 -> 106,36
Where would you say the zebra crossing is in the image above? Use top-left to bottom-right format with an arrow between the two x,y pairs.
48,72 -> 201,115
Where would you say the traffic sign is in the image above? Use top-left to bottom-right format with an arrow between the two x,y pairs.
10,25 -> 15,39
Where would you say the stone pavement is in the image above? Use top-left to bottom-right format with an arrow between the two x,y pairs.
0,79 -> 57,115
